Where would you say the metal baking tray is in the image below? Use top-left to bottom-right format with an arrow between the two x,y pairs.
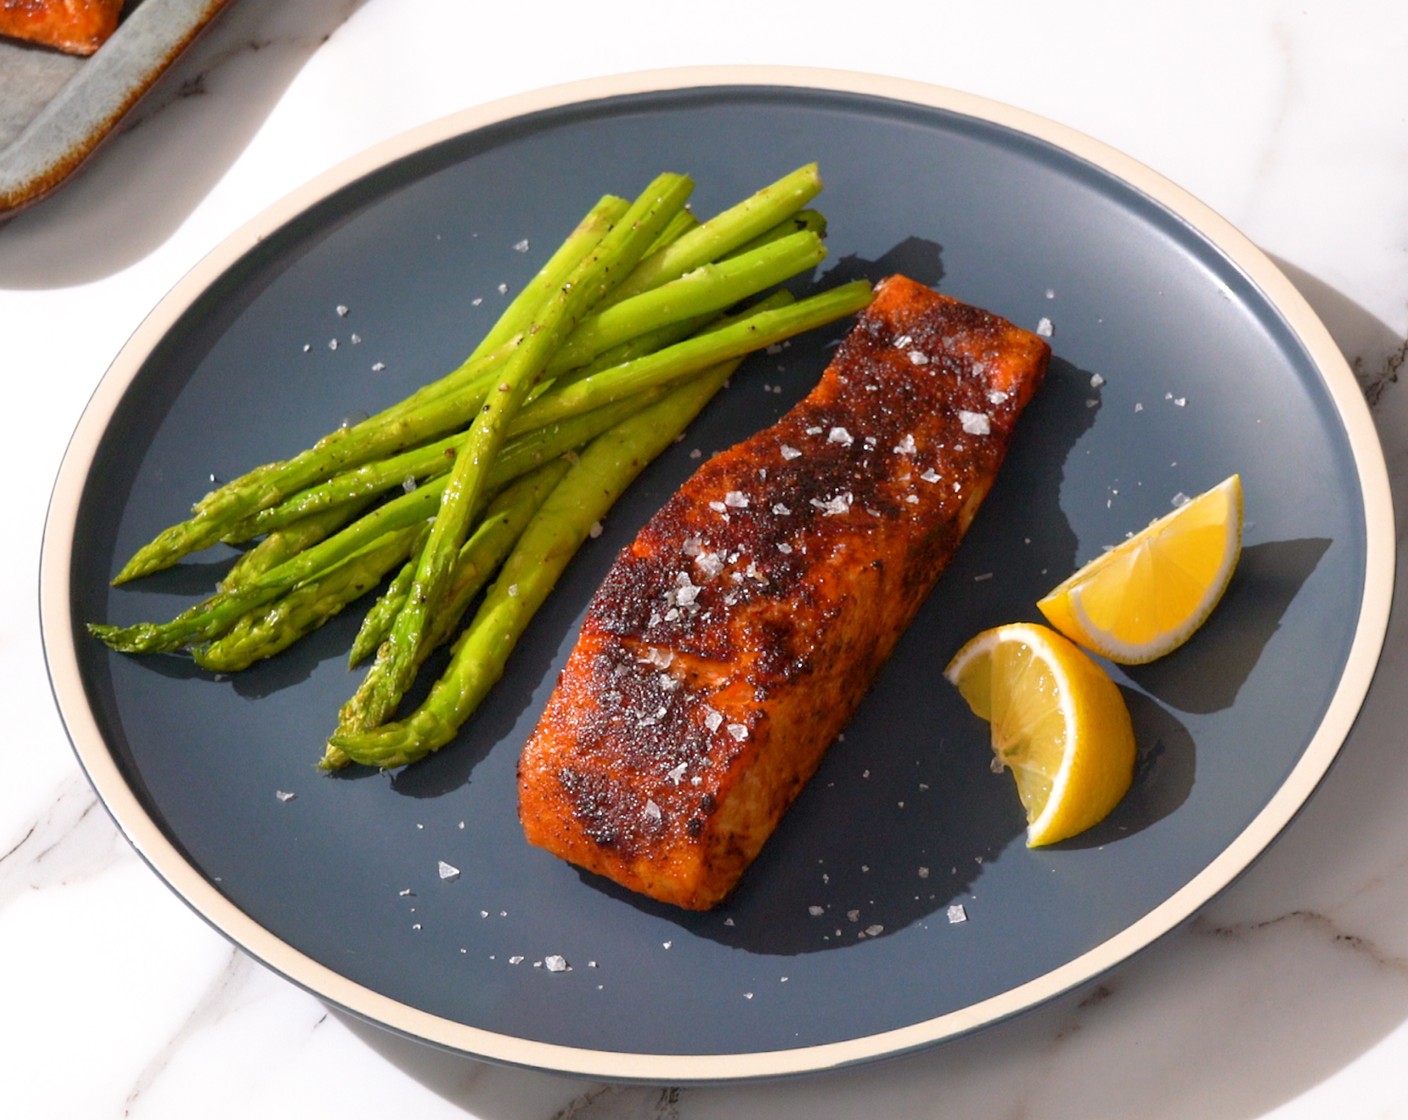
0,0 -> 232,218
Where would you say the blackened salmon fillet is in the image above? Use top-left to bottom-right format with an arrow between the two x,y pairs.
517,275 -> 1049,910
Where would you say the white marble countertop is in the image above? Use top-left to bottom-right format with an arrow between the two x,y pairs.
5,0 -> 1407,1115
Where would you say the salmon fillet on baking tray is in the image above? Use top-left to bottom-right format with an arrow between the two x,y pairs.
518,274 -> 1050,910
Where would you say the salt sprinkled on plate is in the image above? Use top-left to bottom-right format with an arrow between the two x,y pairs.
1036,317 -> 1054,337
947,904 -> 969,924
336,304 -> 349,317
513,239 -> 530,253
438,860 -> 460,882
544,955 -> 570,972
275,790 -> 296,802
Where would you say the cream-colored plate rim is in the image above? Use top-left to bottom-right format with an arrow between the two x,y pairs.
39,65 -> 1396,1083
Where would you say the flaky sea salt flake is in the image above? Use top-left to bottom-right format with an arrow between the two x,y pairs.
958,410 -> 991,436
810,492 -> 853,516
438,860 -> 461,882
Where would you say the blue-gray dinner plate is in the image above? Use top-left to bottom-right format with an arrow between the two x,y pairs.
40,67 -> 1393,1082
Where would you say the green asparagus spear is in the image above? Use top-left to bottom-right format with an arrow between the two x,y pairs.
337,458 -> 570,729
368,172 -> 695,720
596,162 -> 823,309
349,549 -> 420,669
91,477 -> 449,653
323,356 -> 744,770
221,500 -> 375,589
193,523 -> 425,672
513,280 -> 875,433
464,195 -> 632,363
546,228 -> 824,373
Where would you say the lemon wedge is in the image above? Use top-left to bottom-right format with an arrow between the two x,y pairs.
945,622 -> 1135,846
1038,474 -> 1243,665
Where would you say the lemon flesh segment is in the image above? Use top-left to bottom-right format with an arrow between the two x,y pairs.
945,622 -> 1135,847
1038,474 -> 1243,665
